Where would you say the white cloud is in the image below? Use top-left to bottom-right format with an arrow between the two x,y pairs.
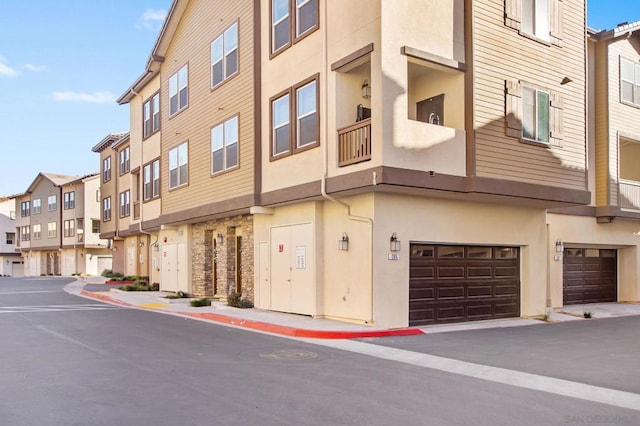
52,91 -> 116,104
136,8 -> 167,31
0,56 -> 19,78
25,63 -> 46,72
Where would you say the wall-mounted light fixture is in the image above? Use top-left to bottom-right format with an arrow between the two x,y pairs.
361,79 -> 371,99
338,233 -> 349,251
216,233 -> 224,245
139,241 -> 145,247
560,76 -> 572,85
112,246 -> 118,252
390,232 -> 401,252
555,239 -> 564,253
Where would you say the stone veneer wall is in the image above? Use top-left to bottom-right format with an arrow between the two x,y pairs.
191,214 -> 254,300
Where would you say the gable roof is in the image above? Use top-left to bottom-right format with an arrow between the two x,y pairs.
590,20 -> 640,41
117,0 -> 187,104
25,172 -> 80,194
91,132 -> 128,153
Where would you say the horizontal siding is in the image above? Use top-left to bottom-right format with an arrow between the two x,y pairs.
161,0 -> 256,216
473,0 -> 587,190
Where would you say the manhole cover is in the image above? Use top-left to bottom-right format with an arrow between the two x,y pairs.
259,349 -> 318,361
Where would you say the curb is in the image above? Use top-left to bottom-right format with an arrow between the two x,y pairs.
79,290 -> 423,339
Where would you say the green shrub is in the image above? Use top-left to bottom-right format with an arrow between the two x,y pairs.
119,284 -> 153,292
227,292 -> 254,309
150,283 -> 160,291
583,311 -> 592,319
190,298 -> 211,307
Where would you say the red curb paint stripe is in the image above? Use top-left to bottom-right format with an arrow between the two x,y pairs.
80,290 -> 130,307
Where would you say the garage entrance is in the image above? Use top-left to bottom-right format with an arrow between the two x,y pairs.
563,248 -> 616,305
409,245 -> 520,326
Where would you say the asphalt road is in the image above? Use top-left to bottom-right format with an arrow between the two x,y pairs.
1,277 -> 638,426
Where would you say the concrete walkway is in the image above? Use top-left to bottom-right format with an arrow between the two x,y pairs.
68,277 -> 640,339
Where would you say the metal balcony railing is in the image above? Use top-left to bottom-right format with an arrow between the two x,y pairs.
619,179 -> 640,211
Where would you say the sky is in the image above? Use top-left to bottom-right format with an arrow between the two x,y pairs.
0,0 -> 637,197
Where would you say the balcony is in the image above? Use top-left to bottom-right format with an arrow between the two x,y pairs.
619,180 -> 640,211
338,118 -> 371,167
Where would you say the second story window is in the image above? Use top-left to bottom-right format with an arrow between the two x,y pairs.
522,86 -> 550,144
143,93 -> 161,138
20,201 -> 30,217
64,220 -> 75,237
48,195 -> 57,211
169,142 -> 188,189
169,64 -> 188,116
522,0 -> 549,41
505,0 -> 562,46
103,197 -> 111,222
119,190 -> 130,218
272,93 -> 290,157
211,22 -> 238,88
47,222 -> 57,238
620,57 -> 640,106
32,199 -> 41,214
119,146 -> 130,175
143,159 -> 161,200
271,0 -> 318,55
6,232 -> 15,245
63,192 -> 75,210
21,225 -> 30,241
92,219 -> 100,234
211,116 -> 239,174
103,156 -> 112,182
296,0 -> 318,38
33,224 -> 41,240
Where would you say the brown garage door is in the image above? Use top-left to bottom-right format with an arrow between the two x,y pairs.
409,245 -> 520,326
563,248 -> 616,305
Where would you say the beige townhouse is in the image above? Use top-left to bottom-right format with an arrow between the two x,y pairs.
115,0 -> 260,296
12,173 -> 110,276
0,197 -> 21,276
546,21 -> 640,309
252,0 -> 591,328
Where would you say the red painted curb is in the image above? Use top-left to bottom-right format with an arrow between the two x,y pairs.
79,290 -> 423,339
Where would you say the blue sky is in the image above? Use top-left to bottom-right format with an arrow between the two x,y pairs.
0,0 -> 637,196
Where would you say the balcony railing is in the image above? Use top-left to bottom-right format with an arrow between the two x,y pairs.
619,179 -> 640,211
338,118 -> 371,167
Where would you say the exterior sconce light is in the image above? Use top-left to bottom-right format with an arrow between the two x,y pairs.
216,233 -> 224,245
390,232 -> 401,252
555,239 -> 564,253
139,241 -> 145,247
112,246 -> 118,252
361,79 -> 371,99
338,233 -> 349,251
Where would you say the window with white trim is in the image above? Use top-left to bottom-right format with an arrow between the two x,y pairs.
32,199 -> 41,214
522,86 -> 550,143
143,93 -> 160,138
505,0 -> 563,46
296,0 -> 318,38
103,197 -> 111,222
296,80 -> 317,148
272,0 -> 290,53
211,116 -> 239,174
522,0 -> 549,41
169,142 -> 188,189
119,190 -> 130,218
620,57 -> 640,106
47,222 -> 57,238
119,146 -> 130,175
272,94 -> 290,157
143,159 -> 161,200
48,195 -> 57,211
211,22 -> 238,88
169,64 -> 188,116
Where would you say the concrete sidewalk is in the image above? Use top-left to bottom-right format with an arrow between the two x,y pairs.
69,276 -> 640,339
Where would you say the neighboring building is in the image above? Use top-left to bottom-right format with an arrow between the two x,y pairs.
104,0 -> 639,329
546,22 -> 640,309
12,173 -> 110,276
0,197 -> 21,276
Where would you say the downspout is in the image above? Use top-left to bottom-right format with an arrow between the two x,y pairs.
319,0 -> 375,324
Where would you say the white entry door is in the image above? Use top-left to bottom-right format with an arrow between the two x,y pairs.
161,244 -> 179,292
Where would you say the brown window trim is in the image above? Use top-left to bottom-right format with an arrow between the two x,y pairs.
211,19 -> 241,91
142,158 -> 161,204
167,142 -> 190,192
269,0 -> 319,59
168,62 -> 190,119
269,74 -> 320,161
142,91 -> 161,141
210,113 -> 241,177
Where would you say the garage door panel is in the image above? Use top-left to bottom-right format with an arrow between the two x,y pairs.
411,266 -> 435,278
563,249 -> 617,305
409,244 -> 520,326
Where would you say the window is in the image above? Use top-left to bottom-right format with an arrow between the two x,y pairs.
620,57 -> 640,106
9,210 -> 15,220
20,201 -> 30,217
103,197 -> 111,222
169,64 -> 188,116
211,22 -> 238,88
33,224 -> 41,240
211,116 -> 239,174
63,192 -> 75,210
6,232 -> 15,245
21,226 -> 30,241
92,219 -> 100,234
48,195 -> 57,211
64,220 -> 75,237
143,93 -> 160,138
271,76 -> 319,159
103,156 -> 112,182
119,190 -> 130,218
119,146 -> 130,175
143,159 -> 161,200
169,142 -> 188,189
271,0 -> 318,55
505,0 -> 562,46
505,79 -> 562,147
522,86 -> 550,143
47,222 -> 57,238
33,199 -> 41,214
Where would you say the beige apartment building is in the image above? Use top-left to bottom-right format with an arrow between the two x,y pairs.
12,173 -> 111,276
102,0 -> 640,328
0,197 -> 21,276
